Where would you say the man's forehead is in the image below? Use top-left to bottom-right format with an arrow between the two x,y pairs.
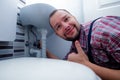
55,10 -> 70,16
51,10 -> 68,22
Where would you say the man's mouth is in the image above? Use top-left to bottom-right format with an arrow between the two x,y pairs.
65,26 -> 74,36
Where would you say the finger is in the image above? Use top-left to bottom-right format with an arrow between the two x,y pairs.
75,40 -> 82,53
67,52 -> 76,61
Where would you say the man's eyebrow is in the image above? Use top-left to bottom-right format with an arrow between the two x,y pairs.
62,15 -> 67,20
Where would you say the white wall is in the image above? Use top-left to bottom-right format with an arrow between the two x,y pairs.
26,0 -> 83,59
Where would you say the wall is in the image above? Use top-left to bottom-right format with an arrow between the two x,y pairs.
0,0 -> 26,60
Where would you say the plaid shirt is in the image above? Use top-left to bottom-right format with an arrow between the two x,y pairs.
64,16 -> 120,69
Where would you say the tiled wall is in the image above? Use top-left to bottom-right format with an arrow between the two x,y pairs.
0,0 -> 26,60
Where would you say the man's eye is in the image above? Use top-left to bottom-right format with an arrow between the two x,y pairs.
56,25 -> 61,31
64,17 -> 69,22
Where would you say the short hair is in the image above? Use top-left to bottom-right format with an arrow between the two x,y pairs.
49,9 -> 70,18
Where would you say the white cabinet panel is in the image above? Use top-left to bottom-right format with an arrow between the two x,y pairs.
99,0 -> 120,5
83,0 -> 120,22
0,0 -> 17,41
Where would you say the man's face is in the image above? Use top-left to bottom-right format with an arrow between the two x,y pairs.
50,10 -> 80,41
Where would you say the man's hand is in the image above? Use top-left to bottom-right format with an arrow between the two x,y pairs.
67,40 -> 89,64
68,41 -> 120,80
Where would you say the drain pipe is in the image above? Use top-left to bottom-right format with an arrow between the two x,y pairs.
39,29 -> 47,58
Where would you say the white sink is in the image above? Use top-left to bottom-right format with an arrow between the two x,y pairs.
0,57 -> 101,80
20,3 -> 56,37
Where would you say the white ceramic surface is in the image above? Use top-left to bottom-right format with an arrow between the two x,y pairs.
0,57 -> 101,80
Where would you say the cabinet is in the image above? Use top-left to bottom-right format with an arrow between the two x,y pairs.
83,0 -> 120,22
0,0 -> 17,41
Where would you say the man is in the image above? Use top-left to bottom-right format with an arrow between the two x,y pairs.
48,9 -> 120,80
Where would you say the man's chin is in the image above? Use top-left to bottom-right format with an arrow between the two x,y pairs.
64,30 -> 80,41
65,37 -> 78,41
65,33 -> 80,41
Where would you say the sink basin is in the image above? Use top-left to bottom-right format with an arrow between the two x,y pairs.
0,57 -> 101,80
20,3 -> 56,37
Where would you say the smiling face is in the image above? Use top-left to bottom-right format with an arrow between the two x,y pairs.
50,10 -> 80,41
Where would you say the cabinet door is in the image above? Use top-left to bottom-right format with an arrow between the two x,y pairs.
83,0 -> 120,22
0,0 -> 17,41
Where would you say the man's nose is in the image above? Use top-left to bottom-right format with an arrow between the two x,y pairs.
62,22 -> 69,30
